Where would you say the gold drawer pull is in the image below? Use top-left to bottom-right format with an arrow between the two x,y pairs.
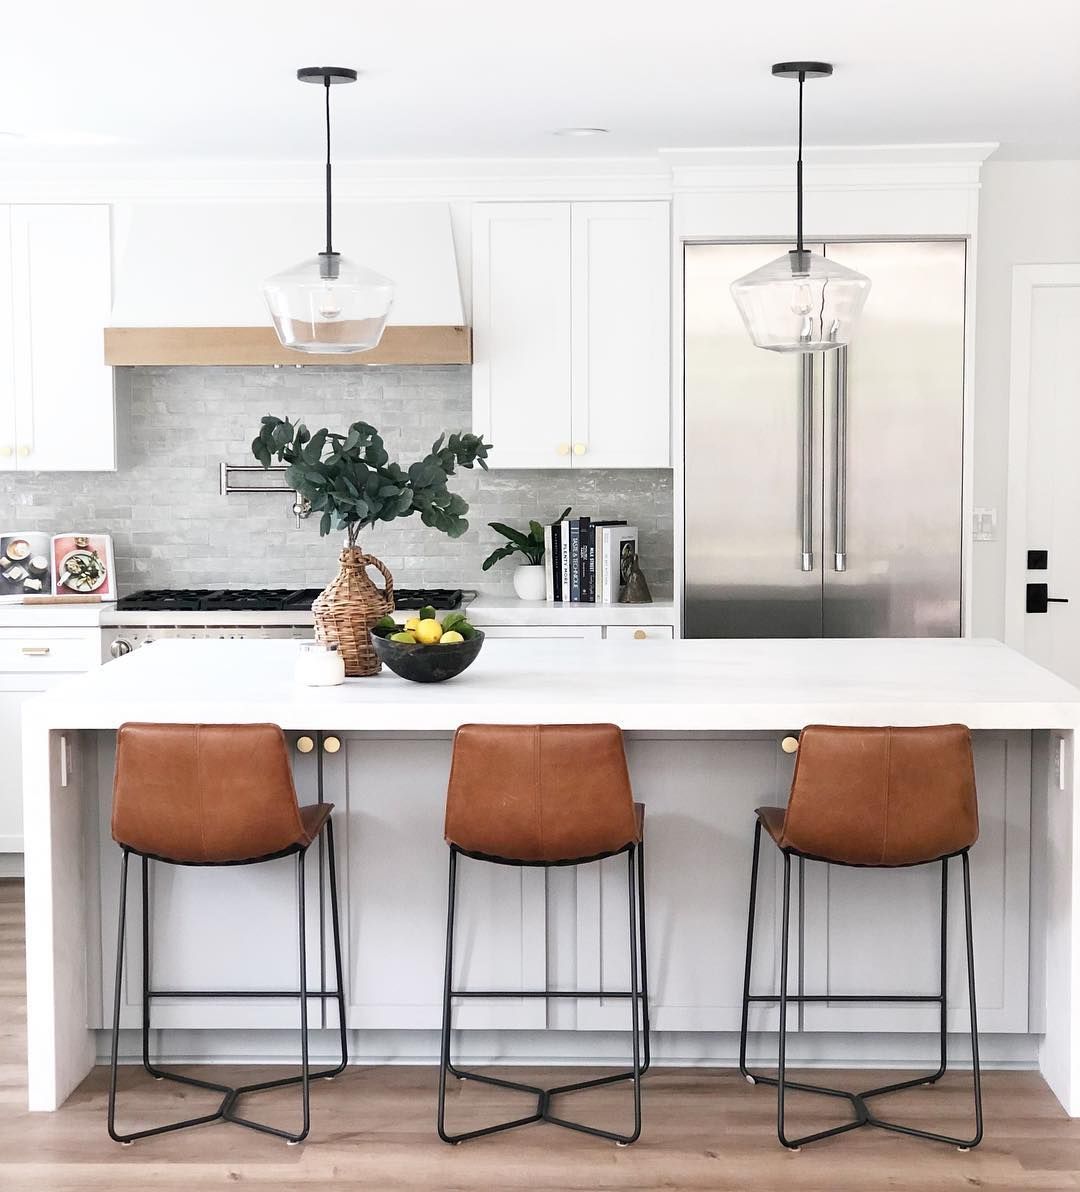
780,735 -> 800,754
323,736 -> 341,754
21,646 -> 51,656
633,629 -> 647,640
296,735 -> 315,754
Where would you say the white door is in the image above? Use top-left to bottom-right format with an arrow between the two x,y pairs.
570,202 -> 671,468
10,205 -> 114,471
0,207 -> 14,471
471,203 -> 572,469
1006,265 -> 1080,683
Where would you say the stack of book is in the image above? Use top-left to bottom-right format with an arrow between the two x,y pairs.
542,516 -> 639,603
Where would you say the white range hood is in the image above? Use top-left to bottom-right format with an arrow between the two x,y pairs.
105,201 -> 469,365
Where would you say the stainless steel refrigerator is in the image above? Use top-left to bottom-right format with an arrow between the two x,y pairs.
684,239 -> 966,638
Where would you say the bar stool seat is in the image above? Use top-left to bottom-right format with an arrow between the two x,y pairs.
740,724 -> 983,1152
107,723 -> 347,1146
438,723 -> 650,1146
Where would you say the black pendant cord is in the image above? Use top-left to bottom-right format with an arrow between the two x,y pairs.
323,77 -> 334,258
795,71 -> 804,255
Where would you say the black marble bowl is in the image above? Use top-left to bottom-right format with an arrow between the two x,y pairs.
370,626 -> 485,683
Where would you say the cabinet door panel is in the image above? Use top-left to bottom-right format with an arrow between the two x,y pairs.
801,731 -> 1030,1033
472,625 -> 603,640
575,737 -> 798,1033
570,202 -> 670,468
11,205 -> 114,471
343,737 -> 546,1030
471,203 -> 571,469
0,206 -> 13,470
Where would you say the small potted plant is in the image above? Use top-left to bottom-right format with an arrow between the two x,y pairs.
482,508 -> 570,601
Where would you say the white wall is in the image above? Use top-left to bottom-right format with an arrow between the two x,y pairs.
972,161 -> 1080,638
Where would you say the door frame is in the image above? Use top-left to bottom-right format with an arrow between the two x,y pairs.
1003,263 -> 1080,650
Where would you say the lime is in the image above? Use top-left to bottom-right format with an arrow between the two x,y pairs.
418,604 -> 437,622
389,631 -> 416,644
456,621 -> 477,639
374,615 -> 396,630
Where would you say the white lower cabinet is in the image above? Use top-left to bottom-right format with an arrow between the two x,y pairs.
0,628 -> 101,852
576,733 -> 1032,1035
476,624 -> 603,640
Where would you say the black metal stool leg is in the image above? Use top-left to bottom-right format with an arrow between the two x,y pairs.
325,816 -> 349,1078
637,837 -> 651,1075
739,819 -> 762,1082
439,842 -> 648,1146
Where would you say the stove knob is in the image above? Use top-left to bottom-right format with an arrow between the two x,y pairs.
110,638 -> 133,658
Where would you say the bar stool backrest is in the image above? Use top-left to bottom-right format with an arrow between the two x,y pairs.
112,722 -> 307,863
781,724 -> 979,866
444,723 -> 639,863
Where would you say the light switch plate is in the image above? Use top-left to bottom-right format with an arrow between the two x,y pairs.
973,507 -> 997,542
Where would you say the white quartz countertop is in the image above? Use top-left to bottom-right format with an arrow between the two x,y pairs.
23,637 -> 1080,733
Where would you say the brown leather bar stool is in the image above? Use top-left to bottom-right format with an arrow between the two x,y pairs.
107,723 -> 347,1146
438,723 -> 649,1146
739,724 -> 983,1151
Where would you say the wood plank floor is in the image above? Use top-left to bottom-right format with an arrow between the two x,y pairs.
2,879 -> 1080,1191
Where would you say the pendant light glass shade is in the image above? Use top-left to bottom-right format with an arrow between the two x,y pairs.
264,254 -> 394,354
263,67 -> 394,355
731,248 -> 871,353
731,62 -> 870,353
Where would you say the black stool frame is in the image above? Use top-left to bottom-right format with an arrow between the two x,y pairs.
739,818 -> 983,1151
107,815 -> 347,1146
437,839 -> 650,1146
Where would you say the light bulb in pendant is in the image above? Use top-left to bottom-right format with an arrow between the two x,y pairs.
790,283 -> 813,317
318,284 -> 342,321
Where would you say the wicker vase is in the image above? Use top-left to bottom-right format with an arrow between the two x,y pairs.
312,547 -> 395,677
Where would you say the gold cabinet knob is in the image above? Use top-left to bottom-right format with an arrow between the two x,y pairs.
633,629 -> 647,640
0,446 -> 12,458
323,736 -> 341,754
557,443 -> 570,456
573,442 -> 586,456
17,445 -> 31,458
780,735 -> 800,754
296,735 -> 315,754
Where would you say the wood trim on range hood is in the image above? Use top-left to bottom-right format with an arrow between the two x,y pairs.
104,325 -> 471,366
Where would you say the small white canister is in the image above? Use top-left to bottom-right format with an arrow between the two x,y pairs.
295,641 -> 346,686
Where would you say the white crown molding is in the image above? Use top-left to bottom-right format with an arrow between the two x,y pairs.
0,144 -> 999,204
663,143 -> 999,193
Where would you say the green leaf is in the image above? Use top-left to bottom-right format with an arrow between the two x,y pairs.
529,520 -> 545,543
482,543 -> 518,571
319,511 -> 332,536
488,522 -> 531,548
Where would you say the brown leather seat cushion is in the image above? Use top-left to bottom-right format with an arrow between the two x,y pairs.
758,724 -> 979,867
112,723 -> 331,864
445,723 -> 642,863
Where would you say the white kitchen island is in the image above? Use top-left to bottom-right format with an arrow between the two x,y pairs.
20,637 -> 1080,1118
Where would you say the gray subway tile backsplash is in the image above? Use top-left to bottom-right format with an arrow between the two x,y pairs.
0,366 -> 674,597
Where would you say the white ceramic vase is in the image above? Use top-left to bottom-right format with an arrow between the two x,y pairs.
513,563 -> 547,601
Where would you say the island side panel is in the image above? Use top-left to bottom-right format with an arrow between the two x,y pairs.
1040,725 -> 1080,1114
22,720 -> 96,1111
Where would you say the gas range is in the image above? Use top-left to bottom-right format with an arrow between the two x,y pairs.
102,587 -> 470,660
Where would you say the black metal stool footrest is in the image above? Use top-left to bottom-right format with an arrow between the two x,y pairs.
442,1063 -> 644,1145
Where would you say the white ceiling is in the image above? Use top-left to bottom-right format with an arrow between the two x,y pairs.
3,0 -> 1079,165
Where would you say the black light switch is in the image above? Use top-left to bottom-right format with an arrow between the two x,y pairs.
1028,549 -> 1048,570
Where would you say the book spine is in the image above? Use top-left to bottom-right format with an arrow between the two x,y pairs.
544,525 -> 554,601
569,519 -> 581,602
578,516 -> 591,602
616,530 -> 639,600
551,523 -> 561,601
560,518 -> 571,600
595,528 -> 605,605
587,523 -> 597,604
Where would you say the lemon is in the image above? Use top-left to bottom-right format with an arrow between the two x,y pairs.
441,630 -> 464,644
389,631 -> 416,644
404,616 -> 421,632
415,618 -> 443,645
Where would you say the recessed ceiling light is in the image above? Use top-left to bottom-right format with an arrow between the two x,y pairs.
553,127 -> 609,137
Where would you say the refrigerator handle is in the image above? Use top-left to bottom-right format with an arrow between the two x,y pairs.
833,346 -> 848,572
800,353 -> 814,571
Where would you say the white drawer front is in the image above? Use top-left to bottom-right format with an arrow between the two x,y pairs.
604,625 -> 674,641
0,629 -> 100,673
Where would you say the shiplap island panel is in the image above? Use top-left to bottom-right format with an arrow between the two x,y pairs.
19,638 -> 1080,1120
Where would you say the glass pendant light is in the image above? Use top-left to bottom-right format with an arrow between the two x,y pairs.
731,62 -> 870,353
263,67 -> 394,354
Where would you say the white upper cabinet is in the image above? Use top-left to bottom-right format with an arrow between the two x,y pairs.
2,205 -> 115,471
471,203 -> 573,468
570,202 -> 671,468
472,201 -> 671,469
